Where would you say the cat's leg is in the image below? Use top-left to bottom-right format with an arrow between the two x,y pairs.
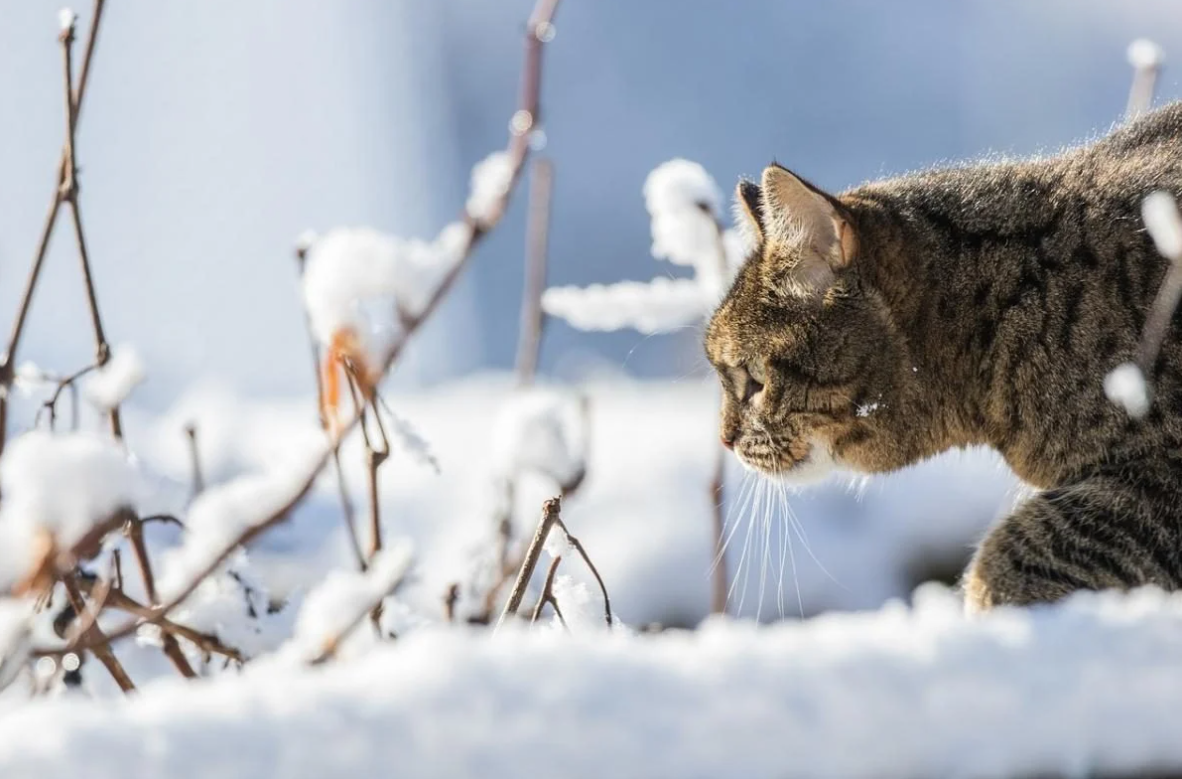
963,473 -> 1182,613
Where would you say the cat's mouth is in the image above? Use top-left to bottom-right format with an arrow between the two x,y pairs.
734,437 -> 836,485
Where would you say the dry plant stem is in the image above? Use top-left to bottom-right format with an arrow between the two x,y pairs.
62,576 -> 134,692
529,555 -> 563,623
294,246 -> 365,571
444,583 -> 460,622
0,0 -> 107,456
1127,66 -> 1161,121
48,0 -> 562,655
555,518 -> 612,626
496,497 -> 562,629
381,0 -> 561,372
1139,261 -> 1182,373
125,519 -> 196,678
34,362 -> 97,430
184,424 -> 205,498
515,157 -> 554,385
60,26 -> 121,441
708,444 -> 728,615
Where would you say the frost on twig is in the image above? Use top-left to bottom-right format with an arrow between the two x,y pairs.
543,159 -> 750,334
1108,191 -> 1182,418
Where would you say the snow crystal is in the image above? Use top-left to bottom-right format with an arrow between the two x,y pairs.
551,574 -> 602,631
1143,190 -> 1182,261
83,345 -> 145,411
856,402 -> 881,418
0,432 -> 136,587
644,159 -> 724,274
301,223 -> 473,375
1128,38 -> 1165,70
288,540 -> 413,660
466,151 -> 514,224
491,386 -> 587,491
57,8 -> 76,31
542,277 -> 710,335
383,406 -> 439,473
1104,362 -> 1150,418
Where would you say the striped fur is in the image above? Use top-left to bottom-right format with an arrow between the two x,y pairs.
706,102 -> 1182,608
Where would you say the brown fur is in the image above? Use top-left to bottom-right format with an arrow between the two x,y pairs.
706,103 -> 1182,609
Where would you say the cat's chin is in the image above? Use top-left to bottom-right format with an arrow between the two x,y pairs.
737,442 -> 837,486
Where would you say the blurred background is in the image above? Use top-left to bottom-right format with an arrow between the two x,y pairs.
3,0 -> 1181,406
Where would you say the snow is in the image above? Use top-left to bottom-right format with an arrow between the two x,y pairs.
83,345 -> 146,411
57,8 -> 75,32
644,160 -> 726,287
3,588 -> 1182,778
300,223 -> 474,382
543,277 -> 709,334
155,438 -> 329,603
12,361 -> 48,397
0,432 -> 137,588
1104,362 -> 1150,419
286,540 -> 413,661
466,150 -> 514,224
491,385 -> 588,492
1128,38 -> 1165,70
1142,190 -> 1182,261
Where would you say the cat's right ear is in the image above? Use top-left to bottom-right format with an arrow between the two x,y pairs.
734,179 -> 765,245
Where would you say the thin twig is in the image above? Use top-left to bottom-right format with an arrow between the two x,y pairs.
529,555 -> 562,623
184,424 -> 205,499
62,576 -> 134,692
33,362 -> 97,430
515,157 -> 554,385
125,517 -> 196,678
495,497 -> 562,630
1127,43 -> 1163,121
0,0 -> 107,458
59,22 -> 120,441
444,583 -> 460,622
294,242 -> 365,570
709,444 -> 728,615
555,518 -> 612,627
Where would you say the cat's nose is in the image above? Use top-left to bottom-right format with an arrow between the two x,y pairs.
720,434 -> 735,450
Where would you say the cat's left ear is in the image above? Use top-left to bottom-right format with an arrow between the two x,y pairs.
760,164 -> 857,293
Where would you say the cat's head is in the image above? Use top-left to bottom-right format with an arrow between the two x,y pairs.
705,164 -> 904,483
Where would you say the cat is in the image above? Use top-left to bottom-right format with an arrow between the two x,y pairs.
705,102 -> 1182,611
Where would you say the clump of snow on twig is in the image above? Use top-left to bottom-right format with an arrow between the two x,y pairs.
466,151 -> 514,224
156,441 -> 328,603
1128,38 -> 1165,70
1105,362 -> 1150,418
12,361 -> 50,397
0,432 -> 137,587
1143,190 -> 1182,261
84,345 -> 146,411
544,158 -> 752,336
57,8 -> 76,31
491,386 -> 588,491
542,278 -> 709,334
287,540 -> 414,660
301,224 -> 472,371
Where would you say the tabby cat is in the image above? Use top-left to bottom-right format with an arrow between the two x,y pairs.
705,102 -> 1182,611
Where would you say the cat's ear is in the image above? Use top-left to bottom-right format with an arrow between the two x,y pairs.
734,179 -> 765,245
760,164 -> 857,295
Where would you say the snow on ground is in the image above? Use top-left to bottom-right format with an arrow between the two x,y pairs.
3,587 -> 1182,778
122,374 -> 1020,629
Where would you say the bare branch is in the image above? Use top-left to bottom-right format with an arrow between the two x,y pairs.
515,157 -> 555,385
529,554 -> 563,624
444,583 -> 460,622
709,444 -> 728,615
555,518 -> 612,627
62,576 -> 134,693
125,516 -> 196,679
496,497 -> 562,630
184,423 -> 205,499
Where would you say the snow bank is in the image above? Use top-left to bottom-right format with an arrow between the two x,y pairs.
3,587 -> 1182,778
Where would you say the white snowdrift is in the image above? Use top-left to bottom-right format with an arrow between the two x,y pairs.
2,587 -> 1182,779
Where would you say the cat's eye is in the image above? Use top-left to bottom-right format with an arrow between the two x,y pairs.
742,362 -> 765,403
